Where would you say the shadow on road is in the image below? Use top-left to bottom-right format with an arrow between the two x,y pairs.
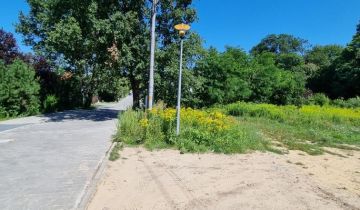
45,108 -> 121,122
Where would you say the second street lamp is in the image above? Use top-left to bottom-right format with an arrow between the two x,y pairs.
174,23 -> 190,136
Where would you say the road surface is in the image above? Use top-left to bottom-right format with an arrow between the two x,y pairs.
0,95 -> 132,210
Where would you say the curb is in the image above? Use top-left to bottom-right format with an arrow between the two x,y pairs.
75,141 -> 119,210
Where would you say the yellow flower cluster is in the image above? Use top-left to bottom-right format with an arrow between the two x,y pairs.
139,118 -> 149,128
226,102 -> 360,125
300,105 -> 360,122
150,107 -> 233,132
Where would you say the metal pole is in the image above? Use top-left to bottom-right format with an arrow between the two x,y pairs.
148,0 -> 157,110
176,39 -> 184,136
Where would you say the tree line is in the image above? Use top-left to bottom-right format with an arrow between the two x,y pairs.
1,0 -> 359,117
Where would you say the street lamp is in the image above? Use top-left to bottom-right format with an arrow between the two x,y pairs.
174,23 -> 190,136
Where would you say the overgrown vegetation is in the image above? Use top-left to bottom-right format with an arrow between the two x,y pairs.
114,102 -> 360,156
115,105 -> 272,154
0,27 -> 130,119
1,0 -> 359,157
223,102 -> 360,155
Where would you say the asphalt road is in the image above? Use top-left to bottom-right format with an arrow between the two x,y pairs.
0,95 -> 132,210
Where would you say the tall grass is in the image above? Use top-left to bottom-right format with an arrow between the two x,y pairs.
115,102 -> 360,156
223,102 -> 360,154
115,107 -> 272,154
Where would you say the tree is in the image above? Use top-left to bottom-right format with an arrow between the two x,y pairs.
303,45 -> 343,93
251,34 -> 309,55
251,52 -> 305,104
305,45 -> 343,68
0,59 -> 40,116
275,53 -> 304,71
155,33 -> 205,107
0,29 -> 21,64
194,47 -> 253,106
17,0 -> 148,107
328,21 -> 360,98
17,0 -> 198,108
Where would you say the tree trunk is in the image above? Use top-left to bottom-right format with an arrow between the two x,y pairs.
130,78 -> 141,109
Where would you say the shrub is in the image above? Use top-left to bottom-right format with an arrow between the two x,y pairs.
331,97 -> 360,108
0,59 -> 40,117
0,106 -> 8,119
306,93 -> 330,106
43,95 -> 58,113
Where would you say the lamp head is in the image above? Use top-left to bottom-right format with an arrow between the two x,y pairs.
174,23 -> 190,37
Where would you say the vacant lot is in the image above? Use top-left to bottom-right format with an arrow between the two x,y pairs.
88,147 -> 360,210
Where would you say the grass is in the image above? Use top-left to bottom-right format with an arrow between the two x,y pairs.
115,106 -> 274,154
109,142 -> 123,161
114,102 -> 360,156
0,116 -> 17,122
224,102 -> 360,155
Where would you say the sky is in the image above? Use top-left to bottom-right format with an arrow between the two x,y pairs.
1,0 -> 359,53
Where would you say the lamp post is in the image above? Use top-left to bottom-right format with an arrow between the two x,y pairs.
174,23 -> 190,136
148,0 -> 158,110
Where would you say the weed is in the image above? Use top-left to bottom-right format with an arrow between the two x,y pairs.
109,142 -> 123,161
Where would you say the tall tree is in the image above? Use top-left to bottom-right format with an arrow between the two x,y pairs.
17,0 -> 198,108
251,34 -> 309,56
305,45 -> 343,68
0,29 -> 20,64
328,21 -> 360,98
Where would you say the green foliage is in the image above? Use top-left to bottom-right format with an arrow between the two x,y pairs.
305,93 -> 330,106
331,97 -> 360,108
117,110 -> 145,145
224,102 -> 360,126
194,47 -> 252,106
43,95 -> 58,113
250,34 -> 309,55
109,142 -> 123,161
0,59 -> 40,117
194,48 -> 305,106
98,77 -> 130,102
155,33 -> 205,107
310,23 -> 360,99
305,45 -> 343,68
223,102 -> 360,154
17,0 -> 198,108
275,53 -> 304,70
115,107 -> 271,154
0,106 -> 7,119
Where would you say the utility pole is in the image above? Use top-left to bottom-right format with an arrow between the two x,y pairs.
148,0 -> 158,110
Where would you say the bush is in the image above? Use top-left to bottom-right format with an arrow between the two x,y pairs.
115,106 -> 271,154
331,97 -> 360,108
306,93 -> 330,106
0,106 -> 8,119
43,95 -> 58,113
0,59 -> 40,117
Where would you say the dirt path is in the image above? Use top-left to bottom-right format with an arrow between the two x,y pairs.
88,147 -> 360,210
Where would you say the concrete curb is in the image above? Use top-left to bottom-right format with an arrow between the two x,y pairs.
75,141 -> 119,210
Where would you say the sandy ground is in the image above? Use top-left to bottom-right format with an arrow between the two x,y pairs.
87,147 -> 360,210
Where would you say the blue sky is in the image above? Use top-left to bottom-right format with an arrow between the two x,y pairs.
1,0 -> 359,53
